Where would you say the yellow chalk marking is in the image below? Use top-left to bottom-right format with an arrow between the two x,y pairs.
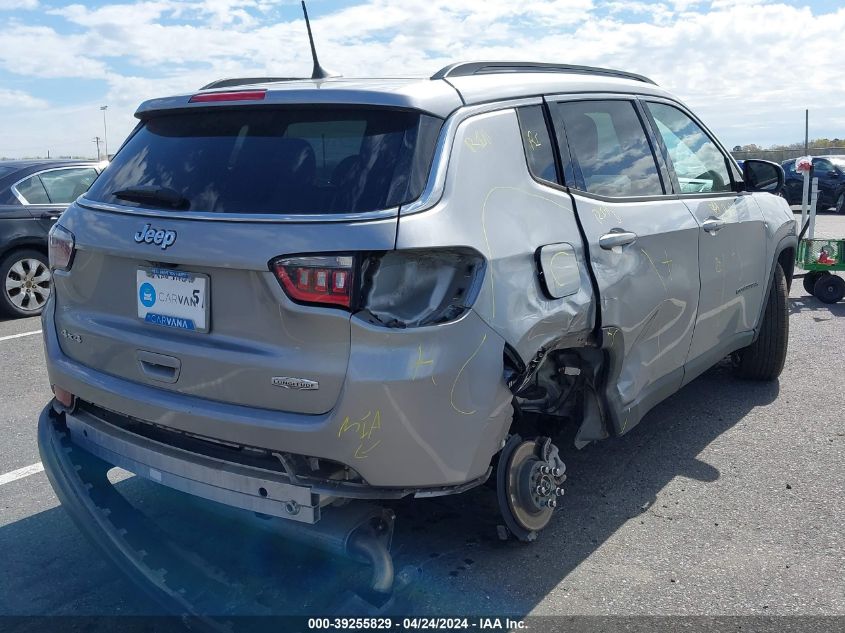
412,345 -> 434,380
339,410 -> 382,457
355,440 -> 382,459
549,249 -> 572,287
450,333 -> 487,416
620,409 -> 631,433
464,130 -> 492,152
640,248 -> 668,294
661,251 -> 672,279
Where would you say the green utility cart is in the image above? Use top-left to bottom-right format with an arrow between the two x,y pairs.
799,238 -> 845,303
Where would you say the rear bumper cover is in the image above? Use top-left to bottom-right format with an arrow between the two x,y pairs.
43,299 -> 513,490
37,404 -> 398,612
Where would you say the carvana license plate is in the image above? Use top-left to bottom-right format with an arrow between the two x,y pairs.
136,267 -> 209,333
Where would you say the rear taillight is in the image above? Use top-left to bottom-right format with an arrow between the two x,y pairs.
360,249 -> 486,327
272,255 -> 355,308
269,249 -> 486,326
48,224 -> 75,271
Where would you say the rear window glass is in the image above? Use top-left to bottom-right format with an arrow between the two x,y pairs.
85,108 -> 442,215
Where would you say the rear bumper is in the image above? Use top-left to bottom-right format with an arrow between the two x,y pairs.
37,404 -> 398,612
43,298 -> 513,491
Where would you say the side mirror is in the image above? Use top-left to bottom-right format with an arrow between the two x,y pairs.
742,159 -> 784,193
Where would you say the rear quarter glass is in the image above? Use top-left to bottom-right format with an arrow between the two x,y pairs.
85,107 -> 442,215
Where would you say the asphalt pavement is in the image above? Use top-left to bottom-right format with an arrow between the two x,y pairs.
1,212 -> 843,621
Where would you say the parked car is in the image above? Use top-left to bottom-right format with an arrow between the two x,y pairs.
0,160 -> 103,317
782,155 -> 845,212
37,62 -> 796,610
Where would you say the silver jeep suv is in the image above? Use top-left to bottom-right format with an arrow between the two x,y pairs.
38,62 -> 796,606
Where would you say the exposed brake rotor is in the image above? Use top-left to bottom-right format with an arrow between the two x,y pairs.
496,434 -> 566,542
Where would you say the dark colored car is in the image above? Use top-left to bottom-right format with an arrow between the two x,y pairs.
0,160 -> 103,317
782,156 -> 845,213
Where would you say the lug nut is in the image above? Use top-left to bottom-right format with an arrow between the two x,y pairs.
552,467 -> 565,477
546,498 -> 557,508
555,487 -> 565,496
540,465 -> 552,475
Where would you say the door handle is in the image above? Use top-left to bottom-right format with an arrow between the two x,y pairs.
702,217 -> 726,234
599,230 -> 638,251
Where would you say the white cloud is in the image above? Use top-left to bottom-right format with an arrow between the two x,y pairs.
0,0 -> 37,10
0,88 -> 48,109
0,0 -> 843,157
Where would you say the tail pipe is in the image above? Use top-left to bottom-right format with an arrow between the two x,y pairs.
255,501 -> 396,596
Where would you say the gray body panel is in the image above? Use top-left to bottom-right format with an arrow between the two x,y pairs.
683,194 -> 766,365
52,206 -> 397,414
572,193 -> 701,433
396,108 -> 596,361
42,67 -> 796,500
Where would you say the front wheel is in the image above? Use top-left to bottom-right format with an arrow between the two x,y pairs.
0,249 -> 51,318
733,263 -> 788,381
835,192 -> 845,214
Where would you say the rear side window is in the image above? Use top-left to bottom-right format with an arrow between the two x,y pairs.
14,174 -> 50,204
85,108 -> 442,215
39,168 -> 99,203
646,102 -> 733,194
516,106 -> 558,184
550,100 -> 664,198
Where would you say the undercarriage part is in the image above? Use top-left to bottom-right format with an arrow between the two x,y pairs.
37,405 -> 398,622
496,434 -> 566,542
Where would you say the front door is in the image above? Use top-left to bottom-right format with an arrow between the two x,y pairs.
643,100 -> 766,380
547,97 -> 701,434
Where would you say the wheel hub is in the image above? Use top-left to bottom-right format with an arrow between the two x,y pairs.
496,435 -> 566,541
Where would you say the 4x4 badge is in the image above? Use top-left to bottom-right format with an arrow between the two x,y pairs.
134,223 -> 177,250
272,376 -> 319,391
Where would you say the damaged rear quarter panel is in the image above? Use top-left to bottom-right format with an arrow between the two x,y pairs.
339,311 -> 513,487
396,108 -> 596,364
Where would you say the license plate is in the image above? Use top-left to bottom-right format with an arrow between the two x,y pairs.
136,267 -> 209,333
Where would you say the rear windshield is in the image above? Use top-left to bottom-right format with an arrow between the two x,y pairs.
85,107 -> 442,215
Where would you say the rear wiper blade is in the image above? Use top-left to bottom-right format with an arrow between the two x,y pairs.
111,186 -> 190,210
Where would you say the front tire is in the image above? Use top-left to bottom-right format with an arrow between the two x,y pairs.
733,263 -> 788,381
836,192 -> 845,214
0,249 -> 51,318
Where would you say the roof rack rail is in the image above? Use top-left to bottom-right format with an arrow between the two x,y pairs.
431,61 -> 656,85
199,77 -> 304,90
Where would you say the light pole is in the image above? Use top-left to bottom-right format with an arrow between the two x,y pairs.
100,105 -> 109,159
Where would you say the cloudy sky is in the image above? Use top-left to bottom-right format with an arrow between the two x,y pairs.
0,0 -> 841,159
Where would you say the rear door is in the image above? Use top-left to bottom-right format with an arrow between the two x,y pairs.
547,96 -> 701,434
642,100 -> 766,379
53,105 -> 439,415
